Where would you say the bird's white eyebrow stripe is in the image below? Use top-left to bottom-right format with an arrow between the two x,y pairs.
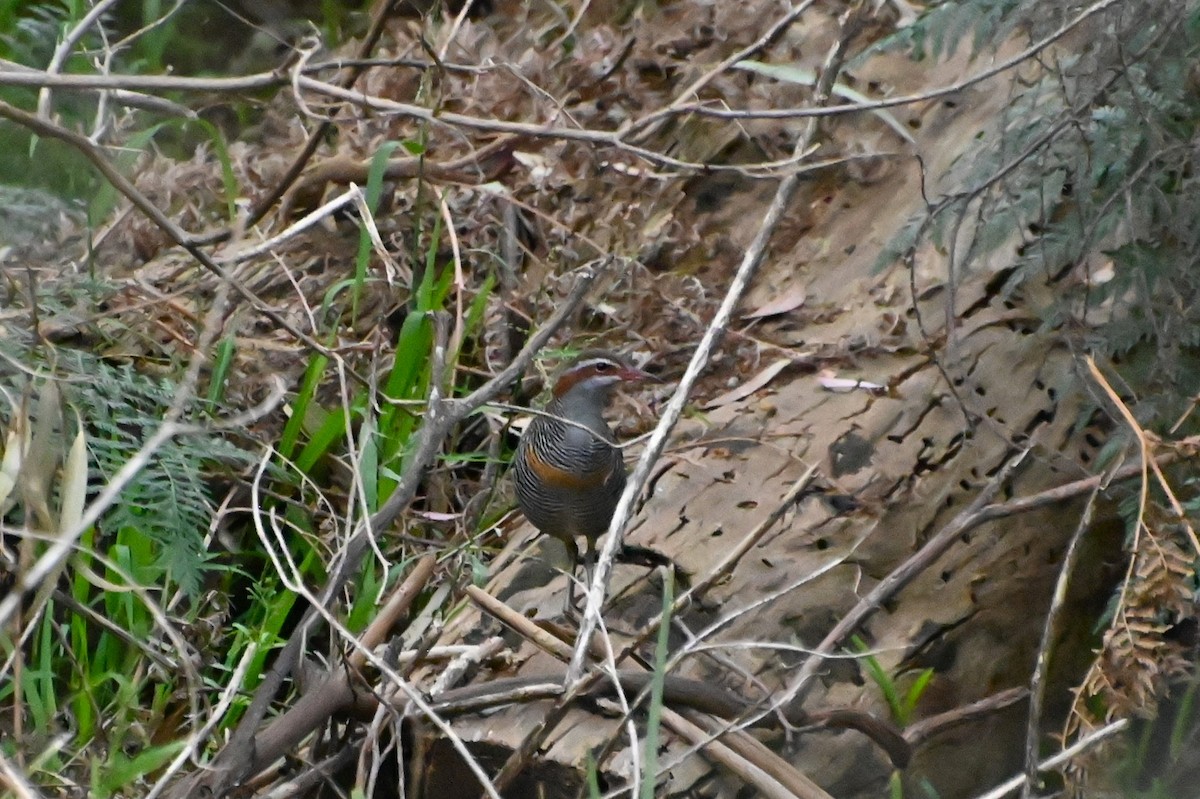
572,357 -> 619,370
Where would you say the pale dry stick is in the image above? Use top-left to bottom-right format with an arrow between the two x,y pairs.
21,730 -> 72,789
218,187 -> 360,264
466,586 -> 620,794
682,632 -> 905,668
466,584 -> 578,658
428,636 -> 507,697
359,560 -> 450,799
0,528 -> 209,787
180,268 -> 601,798
106,0 -> 186,63
427,662 -> 902,767
1021,489 -> 1098,799
972,719 -> 1129,799
1086,355 -> 1200,556
0,0 -> 1120,129
87,39 -> 116,142
0,56 -> 486,93
336,352 -> 393,600
397,644 -> 502,664
430,676 -> 568,716
288,33 -> 327,123
665,708 -> 834,799
427,608 -> 909,769
0,58 -> 192,116
546,0 -> 594,53
351,556 -> 439,670
235,555 -> 437,778
352,183 -> 405,283
295,71 -> 854,180
244,0 -> 407,228
262,749 -> 357,799
293,75 -> 759,174
657,535 -> 869,688
566,0 -> 868,687
465,583 -> 635,774
635,0 -> 1127,126
0,748 -> 44,799
904,687 -> 1027,749
566,108 -> 805,684
464,586 -> 825,799
0,100 -> 350,373
604,602 -> 857,799
35,0 -> 120,120
500,61 -> 585,132
619,0 -> 818,144
568,472 -> 864,782
0,294 -> 284,633
274,132 -> 518,222
250,463 -> 503,799
590,611 -> 643,797
144,641 -> 260,799
438,0 -> 479,60
681,464 -> 818,604
70,556 -> 202,674
5,49 -> 859,176
437,190 -> 469,366
360,700 -> 393,799
246,251 -> 324,359
50,589 -> 176,670
5,47 -> 848,178
629,537 -> 873,782
0,66 -> 281,92
1168,394 -> 1200,433
775,444 -> 1033,713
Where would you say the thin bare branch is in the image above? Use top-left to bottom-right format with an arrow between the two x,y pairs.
1022,491 -> 1098,799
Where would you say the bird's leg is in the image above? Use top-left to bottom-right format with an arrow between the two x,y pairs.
562,536 -> 598,617
563,538 -> 581,616
580,535 -> 598,609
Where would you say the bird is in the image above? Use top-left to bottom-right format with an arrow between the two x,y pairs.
513,350 -> 655,611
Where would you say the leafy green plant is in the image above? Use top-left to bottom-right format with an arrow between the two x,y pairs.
72,356 -> 250,595
871,5 -> 1200,795
0,334 -> 268,789
851,635 -> 933,728
850,636 -> 932,798
877,0 -> 1200,437
860,0 -> 1027,63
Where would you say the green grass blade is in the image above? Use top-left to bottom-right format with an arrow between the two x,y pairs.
187,117 -> 239,221
353,141 -> 402,321
640,571 -> 674,799
852,635 -> 904,724
279,352 -> 329,461
205,334 -> 236,411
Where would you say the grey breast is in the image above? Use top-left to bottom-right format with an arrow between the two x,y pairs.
515,399 -> 627,540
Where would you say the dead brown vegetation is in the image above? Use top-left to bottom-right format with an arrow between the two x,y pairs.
3,1 -> 1200,798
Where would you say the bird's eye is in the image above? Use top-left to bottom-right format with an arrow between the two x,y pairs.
594,361 -> 614,371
